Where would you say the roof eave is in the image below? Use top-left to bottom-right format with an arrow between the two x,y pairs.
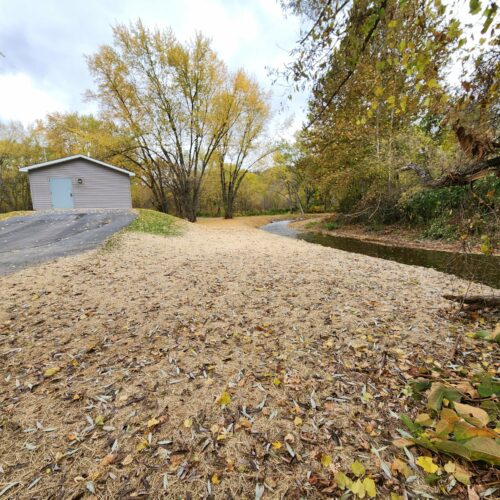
19,155 -> 135,177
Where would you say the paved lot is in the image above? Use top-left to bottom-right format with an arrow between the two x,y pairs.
0,210 -> 136,275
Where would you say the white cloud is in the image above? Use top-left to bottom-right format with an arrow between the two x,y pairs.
0,0 -> 306,133
0,72 -> 67,124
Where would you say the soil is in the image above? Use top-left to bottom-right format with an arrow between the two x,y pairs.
0,217 -> 497,498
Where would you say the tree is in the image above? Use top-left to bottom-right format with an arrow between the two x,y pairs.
0,123 -> 38,212
87,21 -> 243,221
215,71 -> 271,218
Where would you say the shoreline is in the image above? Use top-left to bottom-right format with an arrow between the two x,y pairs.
288,216 -> 497,256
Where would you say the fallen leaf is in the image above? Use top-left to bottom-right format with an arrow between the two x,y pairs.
350,478 -> 366,498
363,477 -> 377,498
217,391 -> 231,407
416,456 -> 439,474
453,402 -> 489,428
351,460 -> 366,477
100,454 -> 116,466
391,458 -> 411,478
320,454 -> 332,468
43,366 -> 61,377
147,417 -> 159,428
454,463 -> 472,485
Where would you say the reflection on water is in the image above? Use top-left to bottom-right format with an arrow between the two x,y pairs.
261,220 -> 499,289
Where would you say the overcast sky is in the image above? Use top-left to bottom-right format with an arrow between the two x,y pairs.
0,0 -> 307,133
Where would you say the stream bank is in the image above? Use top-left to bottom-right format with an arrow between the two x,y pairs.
261,219 -> 500,289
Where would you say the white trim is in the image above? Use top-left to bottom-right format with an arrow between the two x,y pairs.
19,154 -> 135,177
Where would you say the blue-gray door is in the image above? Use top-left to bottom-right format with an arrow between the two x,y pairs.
49,178 -> 74,209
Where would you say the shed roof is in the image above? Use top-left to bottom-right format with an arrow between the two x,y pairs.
19,155 -> 135,177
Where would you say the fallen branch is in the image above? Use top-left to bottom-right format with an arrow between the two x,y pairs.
443,294 -> 500,308
401,156 -> 500,188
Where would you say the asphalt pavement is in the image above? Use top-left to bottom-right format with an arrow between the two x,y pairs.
0,210 -> 136,275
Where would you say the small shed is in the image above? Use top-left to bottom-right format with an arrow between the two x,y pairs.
20,155 -> 135,210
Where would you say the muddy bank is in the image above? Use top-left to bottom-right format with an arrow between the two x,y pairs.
289,216 -> 497,255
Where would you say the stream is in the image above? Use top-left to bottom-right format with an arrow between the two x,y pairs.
260,220 -> 500,289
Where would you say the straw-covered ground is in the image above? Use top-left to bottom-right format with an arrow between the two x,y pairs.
0,217 -> 498,499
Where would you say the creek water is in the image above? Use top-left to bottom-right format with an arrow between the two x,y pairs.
260,220 -> 500,289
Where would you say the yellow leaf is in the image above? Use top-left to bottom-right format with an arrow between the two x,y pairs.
211,473 -> 220,485
294,416 -> 303,426
427,78 -> 439,89
147,417 -> 159,428
400,95 -> 408,112
416,456 -> 439,474
415,413 -> 433,426
44,366 -> 61,377
361,392 -> 373,403
95,415 -> 105,426
351,460 -> 366,477
217,391 -> 231,406
335,471 -> 350,490
454,464 -> 471,485
135,439 -> 148,452
444,461 -> 455,474
321,454 -> 332,468
363,477 -> 377,498
272,441 -> 282,450
350,478 -> 366,498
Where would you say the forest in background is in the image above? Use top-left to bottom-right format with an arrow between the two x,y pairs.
0,1 -> 498,247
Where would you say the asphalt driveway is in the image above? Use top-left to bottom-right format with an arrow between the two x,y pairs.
0,210 -> 137,275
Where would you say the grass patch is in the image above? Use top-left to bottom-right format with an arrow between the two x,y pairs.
126,209 -> 182,236
324,220 -> 342,231
0,211 -> 34,221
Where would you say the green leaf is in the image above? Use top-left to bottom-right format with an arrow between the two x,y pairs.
427,383 -> 463,411
463,437 -> 500,465
401,414 -> 422,435
427,78 -> 439,89
410,378 -> 431,395
469,0 -> 481,15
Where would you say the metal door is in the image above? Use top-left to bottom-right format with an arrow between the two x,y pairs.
49,178 -> 74,209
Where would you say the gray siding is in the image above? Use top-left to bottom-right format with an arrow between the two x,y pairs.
28,158 -> 132,210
